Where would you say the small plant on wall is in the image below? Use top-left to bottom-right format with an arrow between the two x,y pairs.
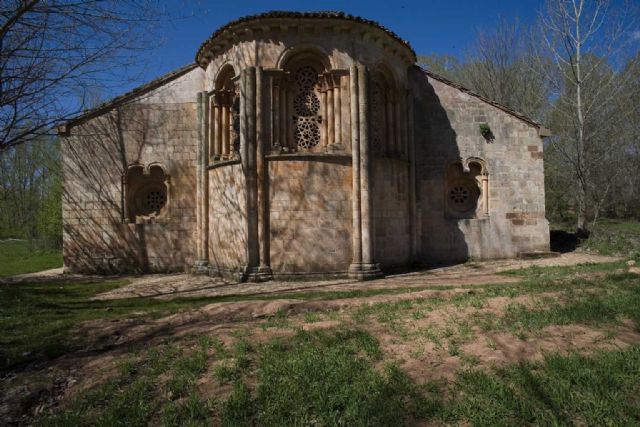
479,123 -> 494,142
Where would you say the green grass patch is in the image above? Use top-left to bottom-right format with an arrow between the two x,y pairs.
220,328 -> 436,426
0,240 -> 62,276
0,279 -> 280,372
41,341 -> 215,426
0,276 -> 512,373
39,326 -> 640,426
440,345 -> 640,426
584,219 -> 640,258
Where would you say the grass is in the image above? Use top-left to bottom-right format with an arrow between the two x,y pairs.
40,326 -> 640,426
0,239 -> 62,276
0,278 -> 436,372
43,329 -> 436,426
2,259 -> 633,373
551,218 -> 640,258
0,273 -> 518,373
5,219 -> 640,424
19,258 -> 640,425
440,346 -> 640,426
41,340 -> 216,427
220,329 -> 434,426
585,219 -> 640,257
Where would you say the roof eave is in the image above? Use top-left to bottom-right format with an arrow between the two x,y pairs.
417,65 -> 549,134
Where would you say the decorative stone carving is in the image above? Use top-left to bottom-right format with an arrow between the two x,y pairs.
125,163 -> 170,223
293,65 -> 322,150
445,159 -> 488,219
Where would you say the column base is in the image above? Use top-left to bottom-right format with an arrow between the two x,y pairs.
348,263 -> 384,281
240,265 -> 273,282
193,259 -> 209,274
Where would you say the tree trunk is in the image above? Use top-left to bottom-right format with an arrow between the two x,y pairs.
576,183 -> 589,237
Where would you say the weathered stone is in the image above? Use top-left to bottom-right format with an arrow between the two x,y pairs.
58,11 -> 550,280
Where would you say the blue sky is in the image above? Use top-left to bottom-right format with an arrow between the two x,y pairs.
117,0 -> 544,97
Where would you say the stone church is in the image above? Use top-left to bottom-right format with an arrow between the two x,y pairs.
58,11 -> 550,280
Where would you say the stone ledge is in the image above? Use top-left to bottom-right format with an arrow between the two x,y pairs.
207,158 -> 241,170
266,152 -> 352,163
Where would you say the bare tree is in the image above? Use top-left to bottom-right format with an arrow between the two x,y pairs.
534,0 -> 640,234
419,19 -> 550,121
0,0 -> 160,152
461,18 -> 550,121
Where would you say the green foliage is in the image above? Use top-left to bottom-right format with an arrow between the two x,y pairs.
479,123 -> 492,138
36,174 -> 62,249
0,138 -> 61,245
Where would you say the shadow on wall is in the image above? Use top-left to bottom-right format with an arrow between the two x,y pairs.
268,157 -> 353,273
63,104 -> 197,274
207,164 -> 248,275
409,67 -> 469,265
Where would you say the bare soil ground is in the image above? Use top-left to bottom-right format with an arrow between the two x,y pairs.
92,252 -> 619,301
2,251 -> 634,424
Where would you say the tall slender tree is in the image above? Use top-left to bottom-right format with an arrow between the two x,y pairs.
534,0 -> 640,234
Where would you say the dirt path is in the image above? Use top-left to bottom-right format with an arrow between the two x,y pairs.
92,252 -> 621,301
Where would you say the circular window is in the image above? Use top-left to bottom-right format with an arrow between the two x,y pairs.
447,180 -> 479,214
136,185 -> 167,216
144,189 -> 166,211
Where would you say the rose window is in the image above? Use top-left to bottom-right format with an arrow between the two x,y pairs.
293,65 -> 321,149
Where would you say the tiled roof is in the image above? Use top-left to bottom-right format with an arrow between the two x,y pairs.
196,11 -> 416,66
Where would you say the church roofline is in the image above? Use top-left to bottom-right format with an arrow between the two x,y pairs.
195,11 -> 417,67
417,66 -> 551,137
57,63 -> 198,135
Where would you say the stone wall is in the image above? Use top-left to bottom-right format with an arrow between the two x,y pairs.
268,158 -> 352,273
373,157 -> 411,268
61,69 -> 203,273
208,163 -> 247,272
410,67 -> 549,264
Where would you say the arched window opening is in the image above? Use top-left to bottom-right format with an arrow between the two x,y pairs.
125,164 -> 170,223
371,72 -> 390,156
371,66 -> 404,158
445,160 -> 488,218
277,49 -> 332,153
211,65 -> 239,160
